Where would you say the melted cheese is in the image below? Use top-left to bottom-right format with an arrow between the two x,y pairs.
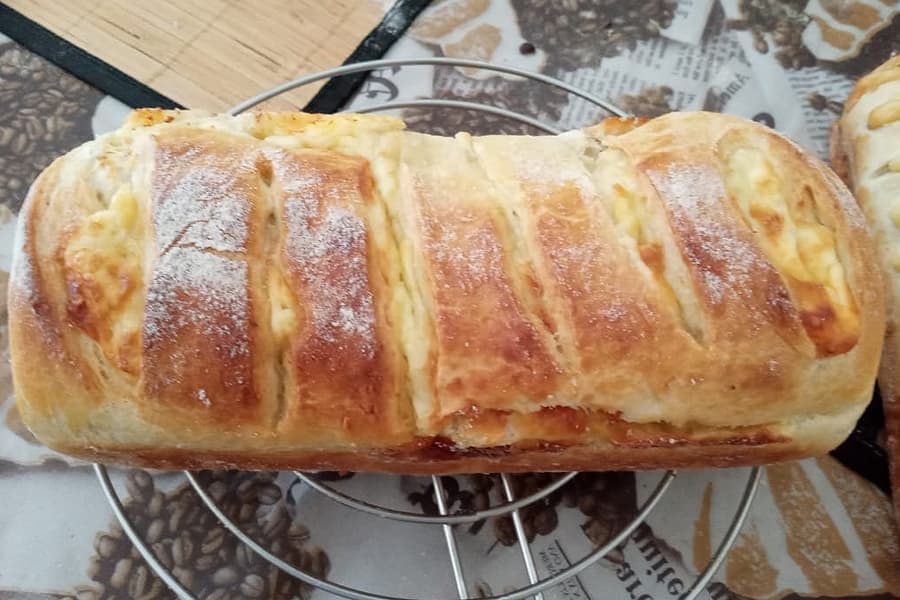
63,185 -> 144,373
590,148 -> 687,313
397,234 -> 433,420
268,268 -> 298,342
728,149 -> 801,273
868,99 -> 900,129
727,148 -> 837,286
593,149 -> 644,237
725,146 -> 858,347
254,113 -> 404,153
273,121 -> 429,427
340,131 -> 432,426
363,135 -> 428,430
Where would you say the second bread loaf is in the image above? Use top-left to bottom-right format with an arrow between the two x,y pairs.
832,55 -> 900,518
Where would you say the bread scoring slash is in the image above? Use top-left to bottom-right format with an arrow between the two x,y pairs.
8,109 -> 883,473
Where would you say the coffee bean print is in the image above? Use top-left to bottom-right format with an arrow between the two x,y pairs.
73,469 -> 324,598
240,573 -> 266,598
0,42 -> 102,213
511,0 -> 676,71
729,0 -> 817,69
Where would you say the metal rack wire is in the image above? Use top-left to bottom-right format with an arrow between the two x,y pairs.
94,58 -> 763,600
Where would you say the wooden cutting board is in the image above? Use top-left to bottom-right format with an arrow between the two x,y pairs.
5,0 -> 390,111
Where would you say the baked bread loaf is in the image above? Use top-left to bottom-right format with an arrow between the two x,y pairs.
10,109 -> 883,473
832,55 -> 900,514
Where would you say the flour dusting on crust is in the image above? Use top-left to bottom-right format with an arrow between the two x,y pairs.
272,150 -> 377,358
651,163 -> 766,306
143,138 -> 255,386
152,142 -> 256,254
143,247 -> 249,360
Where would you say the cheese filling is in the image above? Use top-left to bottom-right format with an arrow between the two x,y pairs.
724,145 -> 859,354
63,185 -> 144,373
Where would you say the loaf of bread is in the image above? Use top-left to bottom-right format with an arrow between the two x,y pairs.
832,55 -> 900,513
9,109 -> 883,473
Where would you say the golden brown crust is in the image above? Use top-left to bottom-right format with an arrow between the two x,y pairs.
586,116 -> 649,137
270,148 -> 413,445
834,55 -> 900,519
141,129 -> 274,430
399,132 -> 565,424
46,401 -> 845,474
9,108 -> 882,473
471,113 -> 881,430
42,402 -> 851,474
11,152 -> 116,430
843,54 -> 900,117
47,440 -> 804,474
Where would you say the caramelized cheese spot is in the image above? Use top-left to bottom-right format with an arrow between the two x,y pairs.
590,148 -> 697,336
63,186 -> 144,373
724,147 -> 859,355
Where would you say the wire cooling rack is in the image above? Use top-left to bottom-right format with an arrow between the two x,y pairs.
94,58 -> 763,600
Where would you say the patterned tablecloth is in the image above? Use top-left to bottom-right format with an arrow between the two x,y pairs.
1,1 -> 899,599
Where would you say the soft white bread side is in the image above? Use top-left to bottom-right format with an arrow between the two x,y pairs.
9,109 -> 884,473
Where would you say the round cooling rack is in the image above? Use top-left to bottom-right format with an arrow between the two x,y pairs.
94,57 -> 763,600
